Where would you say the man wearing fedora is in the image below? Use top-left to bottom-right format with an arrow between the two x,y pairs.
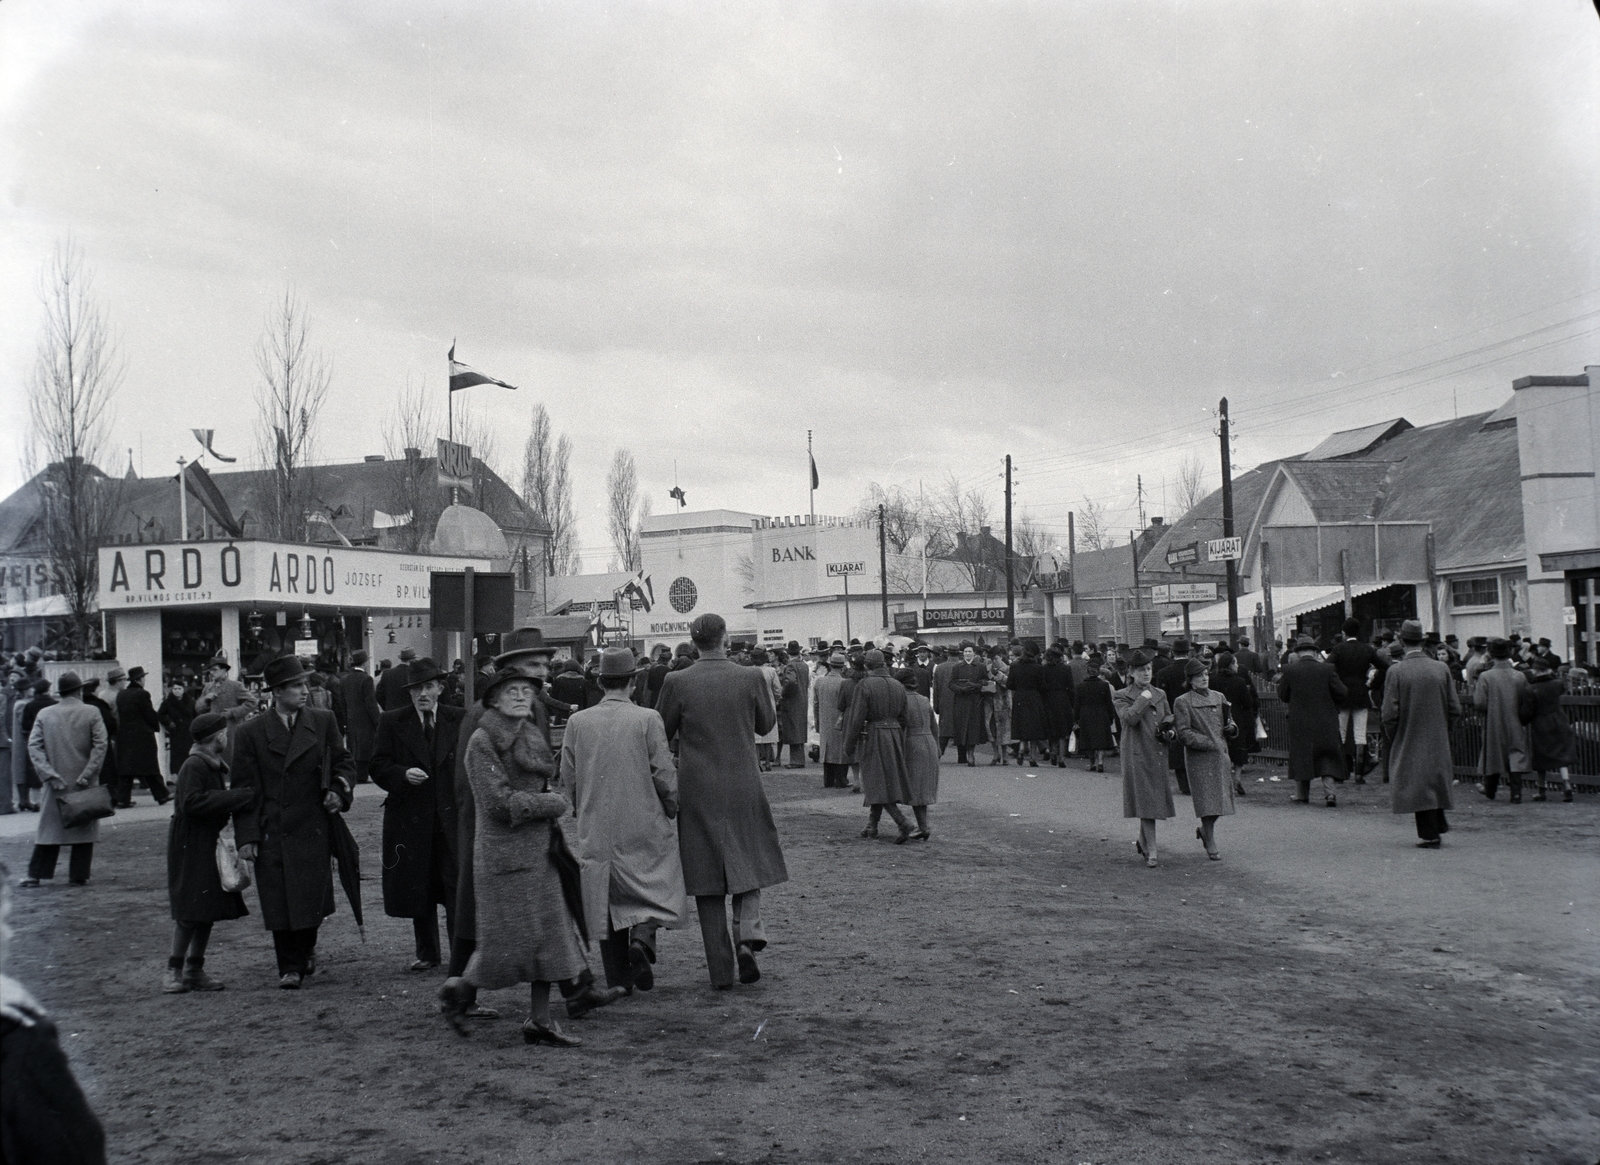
377,647 -> 418,712
1382,619 -> 1460,847
115,665 -> 169,807
812,651 -> 851,788
439,628 -> 561,1022
230,655 -> 355,989
371,658 -> 464,971
559,645 -> 687,994
777,641 -> 810,770
656,613 -> 787,990
22,672 -> 109,887
1276,634 -> 1348,807
195,655 -> 246,715
335,649 -> 383,784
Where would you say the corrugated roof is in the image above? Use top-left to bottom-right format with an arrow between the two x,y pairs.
1278,460 -> 1394,522
1303,418 -> 1412,461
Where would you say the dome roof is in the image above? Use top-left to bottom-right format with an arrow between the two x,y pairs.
430,504 -> 511,568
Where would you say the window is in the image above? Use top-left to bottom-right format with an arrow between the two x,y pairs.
1450,577 -> 1499,608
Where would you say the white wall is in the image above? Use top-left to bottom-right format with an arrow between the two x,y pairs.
1516,368 -> 1599,648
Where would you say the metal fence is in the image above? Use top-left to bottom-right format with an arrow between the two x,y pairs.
1250,683 -> 1600,790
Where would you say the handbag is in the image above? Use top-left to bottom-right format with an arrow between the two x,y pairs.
58,784 -> 115,829
217,826 -> 253,893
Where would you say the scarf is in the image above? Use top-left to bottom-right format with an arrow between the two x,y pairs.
477,707 -> 552,776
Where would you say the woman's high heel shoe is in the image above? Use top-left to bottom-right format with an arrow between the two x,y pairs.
1197,826 -> 1220,860
523,1019 -> 582,1047
894,823 -> 913,845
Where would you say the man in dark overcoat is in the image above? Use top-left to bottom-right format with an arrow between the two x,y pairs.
1276,635 -> 1348,807
1382,620 -> 1459,846
777,642 -> 810,769
370,658 -> 463,971
114,666 -> 169,806
909,646 -> 934,699
232,655 -> 355,989
931,648 -> 956,754
376,647 -> 417,711
1328,618 -> 1381,781
335,649 -> 383,783
655,612 -> 787,990
1473,638 -> 1532,802
1154,641 -> 1194,794
438,628 -> 559,1023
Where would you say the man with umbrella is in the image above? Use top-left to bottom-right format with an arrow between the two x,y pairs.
655,613 -> 787,990
370,657 -> 464,971
232,655 -> 355,989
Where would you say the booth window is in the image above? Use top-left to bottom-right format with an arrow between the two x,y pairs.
1450,576 -> 1500,609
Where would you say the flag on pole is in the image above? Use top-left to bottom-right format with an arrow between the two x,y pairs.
448,342 -> 518,392
668,486 -> 686,507
809,451 -> 820,491
179,462 -> 243,537
620,570 -> 654,612
191,429 -> 237,463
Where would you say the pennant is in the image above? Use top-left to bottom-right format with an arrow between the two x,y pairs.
179,462 -> 243,538
669,485 -> 686,507
620,570 -> 654,612
448,342 -> 518,392
809,451 -> 820,491
191,429 -> 237,463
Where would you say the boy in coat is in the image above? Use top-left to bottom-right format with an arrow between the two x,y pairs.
231,655 -> 355,989
560,646 -> 687,994
370,658 -> 464,971
655,613 -> 787,990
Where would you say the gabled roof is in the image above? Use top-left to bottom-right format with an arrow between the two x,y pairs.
0,463 -> 112,555
1277,460 -> 1394,522
1303,418 -> 1412,461
1136,458 -> 1287,579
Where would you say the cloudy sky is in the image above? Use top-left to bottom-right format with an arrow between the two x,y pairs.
2,0 -> 1596,565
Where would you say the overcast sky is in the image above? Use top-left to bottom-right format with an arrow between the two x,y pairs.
2,0 -> 1596,566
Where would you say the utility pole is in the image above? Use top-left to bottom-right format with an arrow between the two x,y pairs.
878,502 -> 889,631
1004,454 -> 1015,637
1067,510 -> 1077,614
1219,396 -> 1240,646
1136,474 -> 1146,532
176,457 -> 188,543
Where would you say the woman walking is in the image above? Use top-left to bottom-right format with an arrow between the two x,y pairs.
1074,657 -> 1118,773
458,664 -> 619,1047
1115,651 -> 1173,867
164,714 -> 254,994
899,670 -> 938,839
1526,655 -> 1576,802
1173,659 -> 1237,860
985,648 -> 1011,766
1040,648 -> 1076,767
1008,644 -> 1048,767
844,651 -> 914,842
1209,652 -> 1257,796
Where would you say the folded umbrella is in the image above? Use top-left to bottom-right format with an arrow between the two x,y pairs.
328,808 -> 365,942
547,817 -> 590,949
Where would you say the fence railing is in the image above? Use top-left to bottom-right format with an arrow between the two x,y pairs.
1250,687 -> 1600,786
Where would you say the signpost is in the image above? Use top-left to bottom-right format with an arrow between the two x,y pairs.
1204,536 -> 1242,562
827,561 -> 865,641
430,568 -> 516,706
1151,582 -> 1218,643
1165,542 -> 1200,568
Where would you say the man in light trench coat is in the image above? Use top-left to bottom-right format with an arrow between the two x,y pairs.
560,645 -> 688,994
1382,620 -> 1461,847
655,613 -> 788,989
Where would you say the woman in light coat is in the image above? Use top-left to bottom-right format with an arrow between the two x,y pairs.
1173,659 -> 1236,860
459,666 -> 619,1047
1115,651 -> 1173,868
899,670 -> 939,840
23,674 -> 108,888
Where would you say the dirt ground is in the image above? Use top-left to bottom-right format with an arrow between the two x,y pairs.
3,759 -> 1597,1165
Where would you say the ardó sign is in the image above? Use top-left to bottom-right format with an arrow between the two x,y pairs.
97,541 -> 495,612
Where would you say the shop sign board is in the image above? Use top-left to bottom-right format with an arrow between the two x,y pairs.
437,439 -> 474,493
1205,536 -> 1243,562
1152,582 -> 1218,605
1165,542 -> 1199,567
921,607 -> 1010,629
96,540 -> 496,613
893,611 -> 920,633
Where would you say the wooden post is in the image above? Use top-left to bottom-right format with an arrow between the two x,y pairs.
1219,397 -> 1240,645
1340,548 -> 1353,618
1260,539 -> 1277,672
463,565 -> 476,707
1067,510 -> 1077,614
1424,529 -> 1440,634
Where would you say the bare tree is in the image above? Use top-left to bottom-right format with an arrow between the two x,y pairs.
605,448 -> 642,571
253,291 -> 331,542
25,241 -> 123,654
856,483 -> 932,554
521,403 -> 579,575
1076,495 -> 1110,552
1174,454 -> 1208,517
933,473 -> 999,590
380,374 -> 445,553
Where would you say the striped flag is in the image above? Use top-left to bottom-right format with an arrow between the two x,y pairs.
448,342 -> 518,392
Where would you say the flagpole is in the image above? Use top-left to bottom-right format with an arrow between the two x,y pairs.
807,430 -> 815,526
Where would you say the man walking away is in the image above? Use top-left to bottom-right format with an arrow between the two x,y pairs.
1328,619 -> 1379,782
560,646 -> 687,995
1474,638 -> 1533,803
778,642 -> 810,769
812,652 -> 851,788
655,614 -> 787,990
22,673 -> 108,887
115,666 -> 169,806
336,650 -> 384,784
1277,636 -> 1347,807
1382,620 -> 1460,847
376,647 -> 418,712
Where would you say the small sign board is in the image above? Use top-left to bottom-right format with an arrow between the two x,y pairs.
293,637 -> 319,659
430,571 -> 516,633
893,611 -> 920,633
922,607 -> 1010,629
1152,582 -> 1218,605
1564,605 -> 1579,626
1165,542 -> 1200,567
1205,536 -> 1243,562
437,438 -> 474,493
826,561 -> 865,577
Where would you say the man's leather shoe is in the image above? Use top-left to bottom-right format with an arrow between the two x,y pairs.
184,968 -> 226,991
278,972 -> 302,990
565,983 -> 625,1019
409,959 -> 440,972
162,967 -> 189,994
629,942 -> 654,992
737,943 -> 761,984
18,878 -> 40,888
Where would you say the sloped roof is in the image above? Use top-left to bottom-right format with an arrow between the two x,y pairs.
1303,418 -> 1412,461
1137,458 -> 1287,579
0,463 -> 112,555
1278,459 -> 1394,522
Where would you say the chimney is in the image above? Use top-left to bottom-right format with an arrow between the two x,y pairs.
404,447 -> 421,461
1150,516 -> 1164,527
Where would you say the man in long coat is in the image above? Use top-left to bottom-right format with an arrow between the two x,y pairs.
115,666 -> 168,806
931,649 -> 956,755
232,655 -> 355,989
370,657 -> 463,971
335,649 -> 384,784
655,612 -> 787,990
812,652 -> 851,788
376,647 -> 417,712
14,678 -> 54,811
22,672 -> 108,887
560,645 -> 687,994
844,650 -> 914,838
1473,638 -> 1531,802
1276,636 -> 1348,806
777,642 -> 810,769
1382,620 -> 1460,847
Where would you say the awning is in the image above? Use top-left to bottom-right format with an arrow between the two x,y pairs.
1163,582 -> 1404,635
